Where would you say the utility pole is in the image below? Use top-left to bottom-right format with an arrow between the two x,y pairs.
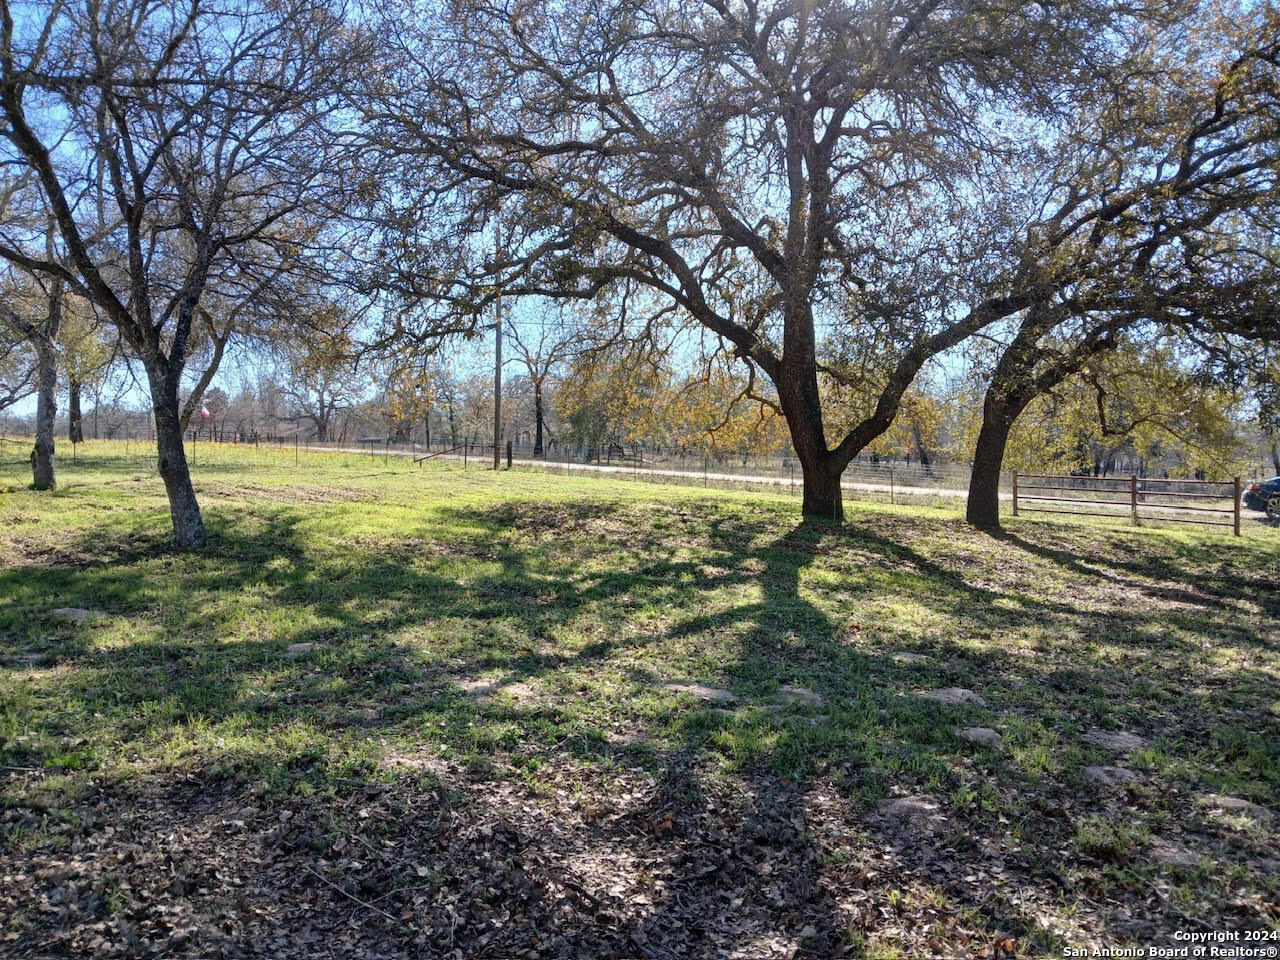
493,222 -> 503,470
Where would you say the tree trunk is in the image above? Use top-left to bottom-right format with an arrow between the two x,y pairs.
771,292 -> 852,522
30,339 -> 57,490
1272,439 -> 1279,475
776,347 -> 845,522
966,412 -> 1013,530
148,372 -> 206,549
68,379 -> 83,443
533,383 -> 545,458
798,453 -> 844,521
967,386 -> 1036,530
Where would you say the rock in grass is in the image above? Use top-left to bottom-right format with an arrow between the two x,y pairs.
458,678 -> 496,700
283,642 -> 317,658
1083,729 -> 1149,753
879,796 -> 941,820
1201,794 -> 1272,822
916,687 -> 988,707
500,681 -> 545,706
664,683 -> 736,703
958,727 -> 1003,750
890,651 -> 929,664
1147,841 -> 1200,868
774,684 -> 824,707
47,608 -> 107,624
606,728 -> 648,745
457,677 -> 546,707
1083,765 -> 1140,788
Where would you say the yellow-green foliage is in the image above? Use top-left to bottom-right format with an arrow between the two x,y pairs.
1002,344 -> 1250,476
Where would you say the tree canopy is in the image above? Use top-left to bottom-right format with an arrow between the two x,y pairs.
1,0 -> 1276,541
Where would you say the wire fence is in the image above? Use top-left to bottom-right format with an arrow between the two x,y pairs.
277,437 -> 983,498
1,433 -> 1274,533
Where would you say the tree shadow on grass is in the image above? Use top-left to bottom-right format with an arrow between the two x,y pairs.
995,526 -> 1280,620
2,499 -> 1277,956
598,515 -> 1280,954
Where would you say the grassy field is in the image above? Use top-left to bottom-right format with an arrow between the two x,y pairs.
1,442 -> 1278,958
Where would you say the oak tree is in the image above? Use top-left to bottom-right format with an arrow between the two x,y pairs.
0,0 -> 361,545
963,2 -> 1280,527
362,0 -> 1143,520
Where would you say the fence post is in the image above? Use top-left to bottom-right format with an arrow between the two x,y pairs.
1234,477 -> 1242,537
1012,470 -> 1019,517
889,464 -> 895,505
506,440 -> 512,469
1130,475 -> 1139,525
703,455 -> 707,488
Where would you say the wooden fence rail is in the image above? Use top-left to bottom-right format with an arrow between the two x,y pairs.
1012,472 -> 1241,536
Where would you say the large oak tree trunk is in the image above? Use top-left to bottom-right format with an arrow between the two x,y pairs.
966,301 -> 1121,531
967,387 -> 1035,530
68,379 -> 83,443
799,453 -> 844,522
148,371 -> 206,549
30,340 -> 57,490
777,338 -> 846,522
779,389 -> 845,521
966,413 -> 1012,529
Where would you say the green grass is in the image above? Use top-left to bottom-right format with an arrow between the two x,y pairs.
1,441 -> 1278,957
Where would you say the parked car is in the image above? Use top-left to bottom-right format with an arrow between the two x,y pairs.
1244,477 -> 1280,518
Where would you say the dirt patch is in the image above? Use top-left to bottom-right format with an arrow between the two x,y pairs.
8,755 -> 1208,960
198,480 -> 361,505
0,764 -> 860,959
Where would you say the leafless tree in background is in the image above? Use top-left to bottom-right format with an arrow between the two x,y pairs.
0,0 -> 364,546
507,311 -> 577,458
0,270 -> 60,487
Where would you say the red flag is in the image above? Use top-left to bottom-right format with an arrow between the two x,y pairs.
200,403 -> 211,419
